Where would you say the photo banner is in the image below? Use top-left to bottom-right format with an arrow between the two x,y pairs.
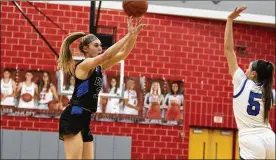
140,78 -> 184,125
1,68 -> 184,126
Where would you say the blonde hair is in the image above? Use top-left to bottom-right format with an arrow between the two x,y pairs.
150,81 -> 161,96
57,32 -> 98,75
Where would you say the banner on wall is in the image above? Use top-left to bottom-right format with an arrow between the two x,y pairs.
0,68 -> 184,126
140,78 -> 184,125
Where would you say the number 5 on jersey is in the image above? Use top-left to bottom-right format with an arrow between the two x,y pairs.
247,92 -> 262,116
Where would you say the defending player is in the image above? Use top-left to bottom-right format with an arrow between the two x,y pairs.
224,7 -> 275,159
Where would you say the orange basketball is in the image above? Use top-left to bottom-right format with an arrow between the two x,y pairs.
22,93 -> 32,102
101,97 -> 108,106
48,100 -> 59,110
122,1 -> 148,17
62,96 -> 69,106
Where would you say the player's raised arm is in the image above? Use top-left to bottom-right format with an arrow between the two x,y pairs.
58,31 -> 132,77
224,7 -> 247,77
78,32 -> 133,73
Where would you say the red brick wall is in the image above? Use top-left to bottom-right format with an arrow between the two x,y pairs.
1,1 -> 275,159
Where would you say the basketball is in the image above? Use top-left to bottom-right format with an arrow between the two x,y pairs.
122,1 -> 148,17
48,100 -> 59,110
21,93 -> 32,102
100,97 -> 108,106
62,96 -> 69,106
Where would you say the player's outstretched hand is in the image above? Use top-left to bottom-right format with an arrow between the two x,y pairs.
228,7 -> 247,20
127,16 -> 147,36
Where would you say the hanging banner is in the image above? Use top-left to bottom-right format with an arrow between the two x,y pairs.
1,68 -> 184,126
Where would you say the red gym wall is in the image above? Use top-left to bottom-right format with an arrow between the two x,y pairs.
1,2 -> 275,159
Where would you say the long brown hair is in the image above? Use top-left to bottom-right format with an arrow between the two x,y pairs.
57,32 -> 98,75
253,60 -> 274,123
109,77 -> 119,94
38,71 -> 52,93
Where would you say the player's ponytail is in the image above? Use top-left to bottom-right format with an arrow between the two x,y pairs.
263,62 -> 274,123
263,75 -> 273,123
255,60 -> 274,123
57,32 -> 86,75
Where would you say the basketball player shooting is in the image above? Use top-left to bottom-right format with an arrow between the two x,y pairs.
224,7 -> 275,159
57,17 -> 146,159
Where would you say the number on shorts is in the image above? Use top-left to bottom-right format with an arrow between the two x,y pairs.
247,91 -> 262,116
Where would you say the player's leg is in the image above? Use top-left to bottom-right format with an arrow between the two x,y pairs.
239,134 -> 266,159
59,105 -> 86,159
63,132 -> 83,159
82,142 -> 94,159
82,113 -> 94,159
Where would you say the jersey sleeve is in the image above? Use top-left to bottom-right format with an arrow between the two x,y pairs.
232,67 -> 247,93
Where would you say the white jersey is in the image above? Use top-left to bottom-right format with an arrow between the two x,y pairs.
106,87 -> 121,114
38,87 -> 53,109
164,93 -> 184,110
123,90 -> 138,115
233,68 -> 274,130
18,82 -> 36,109
39,87 -> 53,104
1,79 -> 15,106
144,93 -> 164,108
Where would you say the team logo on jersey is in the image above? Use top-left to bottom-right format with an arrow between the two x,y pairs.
94,77 -> 103,86
93,87 -> 102,99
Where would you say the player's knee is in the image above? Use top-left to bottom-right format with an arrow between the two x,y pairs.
82,142 -> 94,159
64,133 -> 83,159
64,145 -> 83,159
